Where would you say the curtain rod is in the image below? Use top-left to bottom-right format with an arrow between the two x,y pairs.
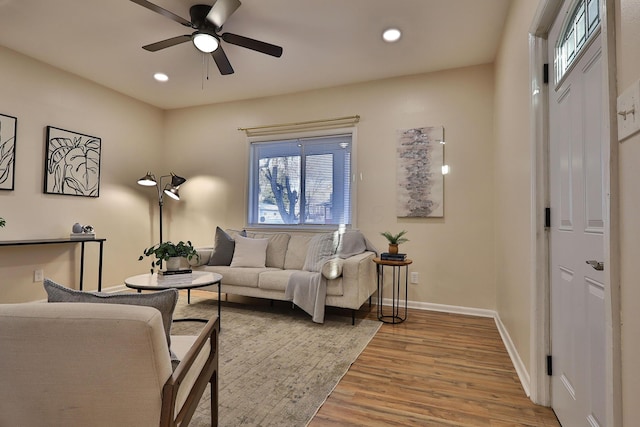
239,115 -> 360,136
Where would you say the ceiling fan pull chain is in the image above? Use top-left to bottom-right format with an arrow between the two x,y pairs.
202,54 -> 206,90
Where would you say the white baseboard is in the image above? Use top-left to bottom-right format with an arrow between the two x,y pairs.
103,284 -> 128,293
494,313 -> 531,396
380,298 -> 531,396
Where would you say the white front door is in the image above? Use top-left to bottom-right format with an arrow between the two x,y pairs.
548,4 -> 607,427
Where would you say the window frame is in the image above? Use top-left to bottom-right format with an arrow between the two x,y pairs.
554,0 -> 601,87
246,126 -> 358,231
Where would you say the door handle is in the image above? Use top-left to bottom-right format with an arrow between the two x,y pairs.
586,260 -> 604,271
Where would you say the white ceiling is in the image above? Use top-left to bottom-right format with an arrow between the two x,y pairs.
0,0 -> 511,110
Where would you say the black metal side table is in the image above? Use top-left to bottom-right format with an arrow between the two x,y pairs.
373,257 -> 412,324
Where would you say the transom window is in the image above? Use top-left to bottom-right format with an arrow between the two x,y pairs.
248,132 -> 353,227
554,0 -> 600,84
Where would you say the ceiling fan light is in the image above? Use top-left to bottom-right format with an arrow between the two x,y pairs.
193,32 -> 219,53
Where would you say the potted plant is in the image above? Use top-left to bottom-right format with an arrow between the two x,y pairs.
0,217 -> 5,228
139,240 -> 199,272
380,230 -> 409,254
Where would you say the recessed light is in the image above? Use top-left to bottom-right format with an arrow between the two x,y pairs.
382,28 -> 402,43
154,72 -> 169,82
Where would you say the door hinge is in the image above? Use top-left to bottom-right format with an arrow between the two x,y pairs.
543,64 -> 549,84
547,355 -> 553,376
545,207 -> 551,228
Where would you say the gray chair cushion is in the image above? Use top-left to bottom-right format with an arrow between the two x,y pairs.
43,278 -> 180,368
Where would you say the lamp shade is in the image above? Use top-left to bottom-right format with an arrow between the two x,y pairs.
170,174 -> 187,187
137,173 -> 157,186
164,186 -> 180,201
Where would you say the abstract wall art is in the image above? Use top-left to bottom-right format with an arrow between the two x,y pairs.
44,126 -> 101,197
0,113 -> 17,191
396,126 -> 444,217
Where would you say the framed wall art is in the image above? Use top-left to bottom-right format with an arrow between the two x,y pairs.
396,126 -> 444,218
44,126 -> 101,197
0,113 -> 17,191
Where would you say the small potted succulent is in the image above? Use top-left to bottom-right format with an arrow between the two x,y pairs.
139,240 -> 199,272
0,217 -> 5,228
380,230 -> 409,254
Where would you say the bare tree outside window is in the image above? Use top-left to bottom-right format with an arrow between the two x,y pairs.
249,134 -> 352,227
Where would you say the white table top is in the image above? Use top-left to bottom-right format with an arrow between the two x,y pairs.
124,271 -> 222,291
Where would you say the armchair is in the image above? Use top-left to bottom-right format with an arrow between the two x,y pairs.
0,302 -> 218,427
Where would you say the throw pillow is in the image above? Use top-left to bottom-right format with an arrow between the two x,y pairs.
230,236 -> 269,268
43,278 -> 180,368
303,232 -> 339,272
208,226 -> 236,266
321,257 -> 344,280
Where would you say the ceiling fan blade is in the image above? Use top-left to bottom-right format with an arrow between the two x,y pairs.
142,35 -> 191,52
206,0 -> 241,29
221,33 -> 283,57
212,46 -> 234,75
130,0 -> 192,27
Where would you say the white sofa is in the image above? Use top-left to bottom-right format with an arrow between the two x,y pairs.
192,229 -> 377,323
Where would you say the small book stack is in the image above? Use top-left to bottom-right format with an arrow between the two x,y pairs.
70,232 -> 95,240
380,252 -> 407,261
158,269 -> 192,284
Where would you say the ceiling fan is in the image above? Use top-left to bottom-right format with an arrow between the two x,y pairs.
130,0 -> 283,75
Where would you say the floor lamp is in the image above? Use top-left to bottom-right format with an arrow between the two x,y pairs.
137,172 -> 187,252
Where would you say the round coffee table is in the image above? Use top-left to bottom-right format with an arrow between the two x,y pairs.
124,271 -> 223,324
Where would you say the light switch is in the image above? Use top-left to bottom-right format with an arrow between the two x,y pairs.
617,79 -> 640,141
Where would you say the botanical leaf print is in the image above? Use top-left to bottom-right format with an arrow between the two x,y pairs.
0,118 -> 16,188
45,128 -> 101,197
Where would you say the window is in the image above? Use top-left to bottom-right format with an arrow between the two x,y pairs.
248,132 -> 353,227
554,0 -> 600,84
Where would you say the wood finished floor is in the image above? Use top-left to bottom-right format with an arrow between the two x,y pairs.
188,291 -> 559,426
310,306 -> 560,427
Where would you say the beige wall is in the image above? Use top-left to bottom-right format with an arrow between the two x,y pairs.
0,41 -> 498,311
0,46 -> 164,301
616,0 -> 640,423
164,65 -> 498,309
493,0 -> 539,379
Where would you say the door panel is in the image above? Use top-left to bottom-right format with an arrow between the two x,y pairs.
549,11 -> 605,427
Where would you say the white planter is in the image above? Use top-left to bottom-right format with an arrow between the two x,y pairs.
165,257 -> 182,271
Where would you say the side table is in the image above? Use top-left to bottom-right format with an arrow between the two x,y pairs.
373,257 -> 413,324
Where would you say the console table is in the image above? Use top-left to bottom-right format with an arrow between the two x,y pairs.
0,238 -> 106,291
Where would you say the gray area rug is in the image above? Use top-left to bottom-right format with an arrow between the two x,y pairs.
171,295 -> 381,427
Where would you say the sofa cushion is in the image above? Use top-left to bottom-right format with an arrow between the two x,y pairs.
283,235 -> 314,270
230,236 -> 269,268
326,277 -> 344,297
217,266 -> 270,288
258,269 -> 296,291
245,232 -> 290,269
207,227 -> 236,266
43,278 -> 180,367
303,232 -> 339,272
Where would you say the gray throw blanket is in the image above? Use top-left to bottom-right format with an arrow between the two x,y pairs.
285,270 -> 326,323
285,230 -> 378,323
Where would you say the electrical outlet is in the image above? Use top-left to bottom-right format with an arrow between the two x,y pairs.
410,272 -> 419,284
34,269 -> 44,282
